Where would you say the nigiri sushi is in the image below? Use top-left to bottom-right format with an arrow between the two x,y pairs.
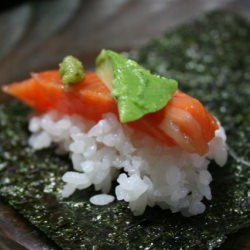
2,50 -> 227,216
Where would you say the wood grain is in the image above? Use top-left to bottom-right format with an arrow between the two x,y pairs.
0,200 -> 58,250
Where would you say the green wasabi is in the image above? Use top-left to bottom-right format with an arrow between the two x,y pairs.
59,55 -> 85,85
96,49 -> 178,123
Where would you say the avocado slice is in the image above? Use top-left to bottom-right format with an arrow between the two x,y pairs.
96,49 -> 178,123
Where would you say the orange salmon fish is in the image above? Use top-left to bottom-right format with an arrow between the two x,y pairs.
2,70 -> 218,155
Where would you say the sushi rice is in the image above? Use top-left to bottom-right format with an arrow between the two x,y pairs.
28,111 -> 227,216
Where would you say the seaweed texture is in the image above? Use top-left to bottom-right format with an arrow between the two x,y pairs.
0,11 -> 250,249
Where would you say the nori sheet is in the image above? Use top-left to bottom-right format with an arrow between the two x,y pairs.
0,11 -> 250,249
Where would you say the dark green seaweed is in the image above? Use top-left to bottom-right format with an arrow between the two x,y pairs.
1,11 -> 250,249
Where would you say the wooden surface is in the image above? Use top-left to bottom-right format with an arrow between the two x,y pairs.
0,1 -> 250,249
0,200 -> 58,250
0,0 -> 250,86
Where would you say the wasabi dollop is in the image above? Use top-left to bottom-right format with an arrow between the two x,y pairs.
59,55 -> 85,85
96,49 -> 178,122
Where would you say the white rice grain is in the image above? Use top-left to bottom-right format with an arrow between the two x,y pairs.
90,194 -> 115,206
28,112 -> 227,216
62,171 -> 91,188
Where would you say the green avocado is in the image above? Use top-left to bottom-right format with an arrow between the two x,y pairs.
59,55 -> 85,85
96,49 -> 178,123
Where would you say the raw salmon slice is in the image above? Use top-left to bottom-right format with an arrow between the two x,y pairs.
2,71 -> 218,155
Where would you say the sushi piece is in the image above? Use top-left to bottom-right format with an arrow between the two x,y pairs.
2,51 -> 227,216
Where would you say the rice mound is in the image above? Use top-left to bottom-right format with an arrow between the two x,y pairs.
28,111 -> 227,216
